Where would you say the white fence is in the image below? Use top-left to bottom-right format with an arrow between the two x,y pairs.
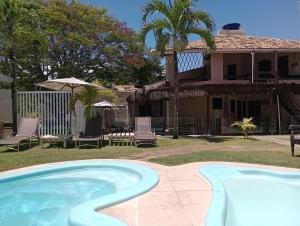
17,91 -> 71,136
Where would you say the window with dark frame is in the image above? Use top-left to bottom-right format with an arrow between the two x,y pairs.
227,64 -> 237,80
278,56 -> 289,76
212,98 -> 223,110
230,100 -> 235,113
258,60 -> 271,72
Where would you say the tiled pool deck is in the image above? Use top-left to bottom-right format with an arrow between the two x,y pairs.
1,160 -> 299,226
100,161 -> 300,226
101,162 -> 212,226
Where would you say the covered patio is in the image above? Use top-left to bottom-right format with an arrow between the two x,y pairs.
128,82 -> 300,135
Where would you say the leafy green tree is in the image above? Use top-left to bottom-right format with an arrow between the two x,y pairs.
0,0 -> 162,132
40,0 -> 161,87
231,117 -> 258,138
141,0 -> 215,138
0,0 -> 44,132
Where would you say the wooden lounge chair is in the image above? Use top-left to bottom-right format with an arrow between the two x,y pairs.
0,117 -> 39,151
134,117 -> 157,147
74,118 -> 104,148
289,125 -> 300,156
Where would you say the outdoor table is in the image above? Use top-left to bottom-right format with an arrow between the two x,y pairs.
40,135 -> 73,148
108,132 -> 134,146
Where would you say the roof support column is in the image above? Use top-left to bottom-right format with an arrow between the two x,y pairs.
274,51 -> 278,81
206,95 -> 210,135
251,51 -> 255,83
165,99 -> 170,130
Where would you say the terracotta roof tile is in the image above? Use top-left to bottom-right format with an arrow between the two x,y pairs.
186,35 -> 300,51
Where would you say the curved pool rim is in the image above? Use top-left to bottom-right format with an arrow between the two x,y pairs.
200,164 -> 300,226
0,160 -> 159,226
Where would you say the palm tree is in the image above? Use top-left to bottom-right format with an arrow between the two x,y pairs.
141,0 -> 215,139
231,117 -> 257,138
71,86 -> 118,119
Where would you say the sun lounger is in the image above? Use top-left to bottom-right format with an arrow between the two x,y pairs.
74,118 -> 104,148
134,117 -> 157,146
289,125 -> 300,156
0,117 -> 39,151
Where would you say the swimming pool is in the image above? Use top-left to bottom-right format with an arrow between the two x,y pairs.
0,161 -> 159,226
200,165 -> 300,226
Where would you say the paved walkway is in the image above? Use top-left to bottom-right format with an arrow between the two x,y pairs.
253,135 -> 290,146
101,162 -> 212,226
100,161 -> 300,226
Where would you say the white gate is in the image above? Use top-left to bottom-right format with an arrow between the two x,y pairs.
17,91 -> 71,136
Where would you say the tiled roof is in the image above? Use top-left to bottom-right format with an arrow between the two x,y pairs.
186,35 -> 300,51
113,85 -> 136,93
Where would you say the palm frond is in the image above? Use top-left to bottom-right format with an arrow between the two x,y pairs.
189,11 -> 215,32
186,27 -> 215,51
154,29 -> 171,55
140,0 -> 215,53
231,117 -> 257,138
142,0 -> 171,23
140,18 -> 171,43
70,86 -> 118,118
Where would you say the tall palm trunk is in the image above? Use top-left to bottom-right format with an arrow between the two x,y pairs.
172,50 -> 179,139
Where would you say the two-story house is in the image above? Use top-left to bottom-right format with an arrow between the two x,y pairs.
128,24 -> 300,135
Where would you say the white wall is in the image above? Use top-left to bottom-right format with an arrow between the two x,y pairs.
0,89 -> 12,123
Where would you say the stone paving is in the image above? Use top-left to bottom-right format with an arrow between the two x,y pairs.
101,162 -> 212,226
100,161 -> 300,226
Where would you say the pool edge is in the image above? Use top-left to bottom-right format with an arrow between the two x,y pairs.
0,160 -> 159,226
199,164 -> 300,226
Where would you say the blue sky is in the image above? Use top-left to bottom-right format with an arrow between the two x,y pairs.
82,0 -> 300,48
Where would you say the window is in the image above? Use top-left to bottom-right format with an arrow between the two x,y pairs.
213,98 -> 223,110
230,100 -> 235,113
227,64 -> 237,80
258,60 -> 271,72
278,56 -> 289,76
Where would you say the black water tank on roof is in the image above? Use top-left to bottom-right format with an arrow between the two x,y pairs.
222,23 -> 241,30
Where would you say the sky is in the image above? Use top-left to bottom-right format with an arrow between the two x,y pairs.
81,0 -> 300,48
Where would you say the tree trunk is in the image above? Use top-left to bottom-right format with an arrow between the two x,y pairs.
9,47 -> 17,134
172,51 -> 179,139
8,24 -> 17,134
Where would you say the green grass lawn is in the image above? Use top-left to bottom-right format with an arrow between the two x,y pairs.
0,137 -> 205,171
0,136 -> 299,171
150,150 -> 300,168
150,137 -> 300,169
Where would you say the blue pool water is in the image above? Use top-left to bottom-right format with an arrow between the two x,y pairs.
200,165 -> 300,226
0,161 -> 158,226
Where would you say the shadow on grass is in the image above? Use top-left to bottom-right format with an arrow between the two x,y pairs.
40,140 -> 111,149
136,144 -> 156,148
180,135 -> 232,143
0,141 -> 40,153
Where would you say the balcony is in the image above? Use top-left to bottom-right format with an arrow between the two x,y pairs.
222,52 -> 300,83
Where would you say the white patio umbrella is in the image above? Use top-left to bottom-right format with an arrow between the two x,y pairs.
93,100 -> 115,131
36,77 -> 105,134
93,100 -> 115,108
36,77 -> 105,95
